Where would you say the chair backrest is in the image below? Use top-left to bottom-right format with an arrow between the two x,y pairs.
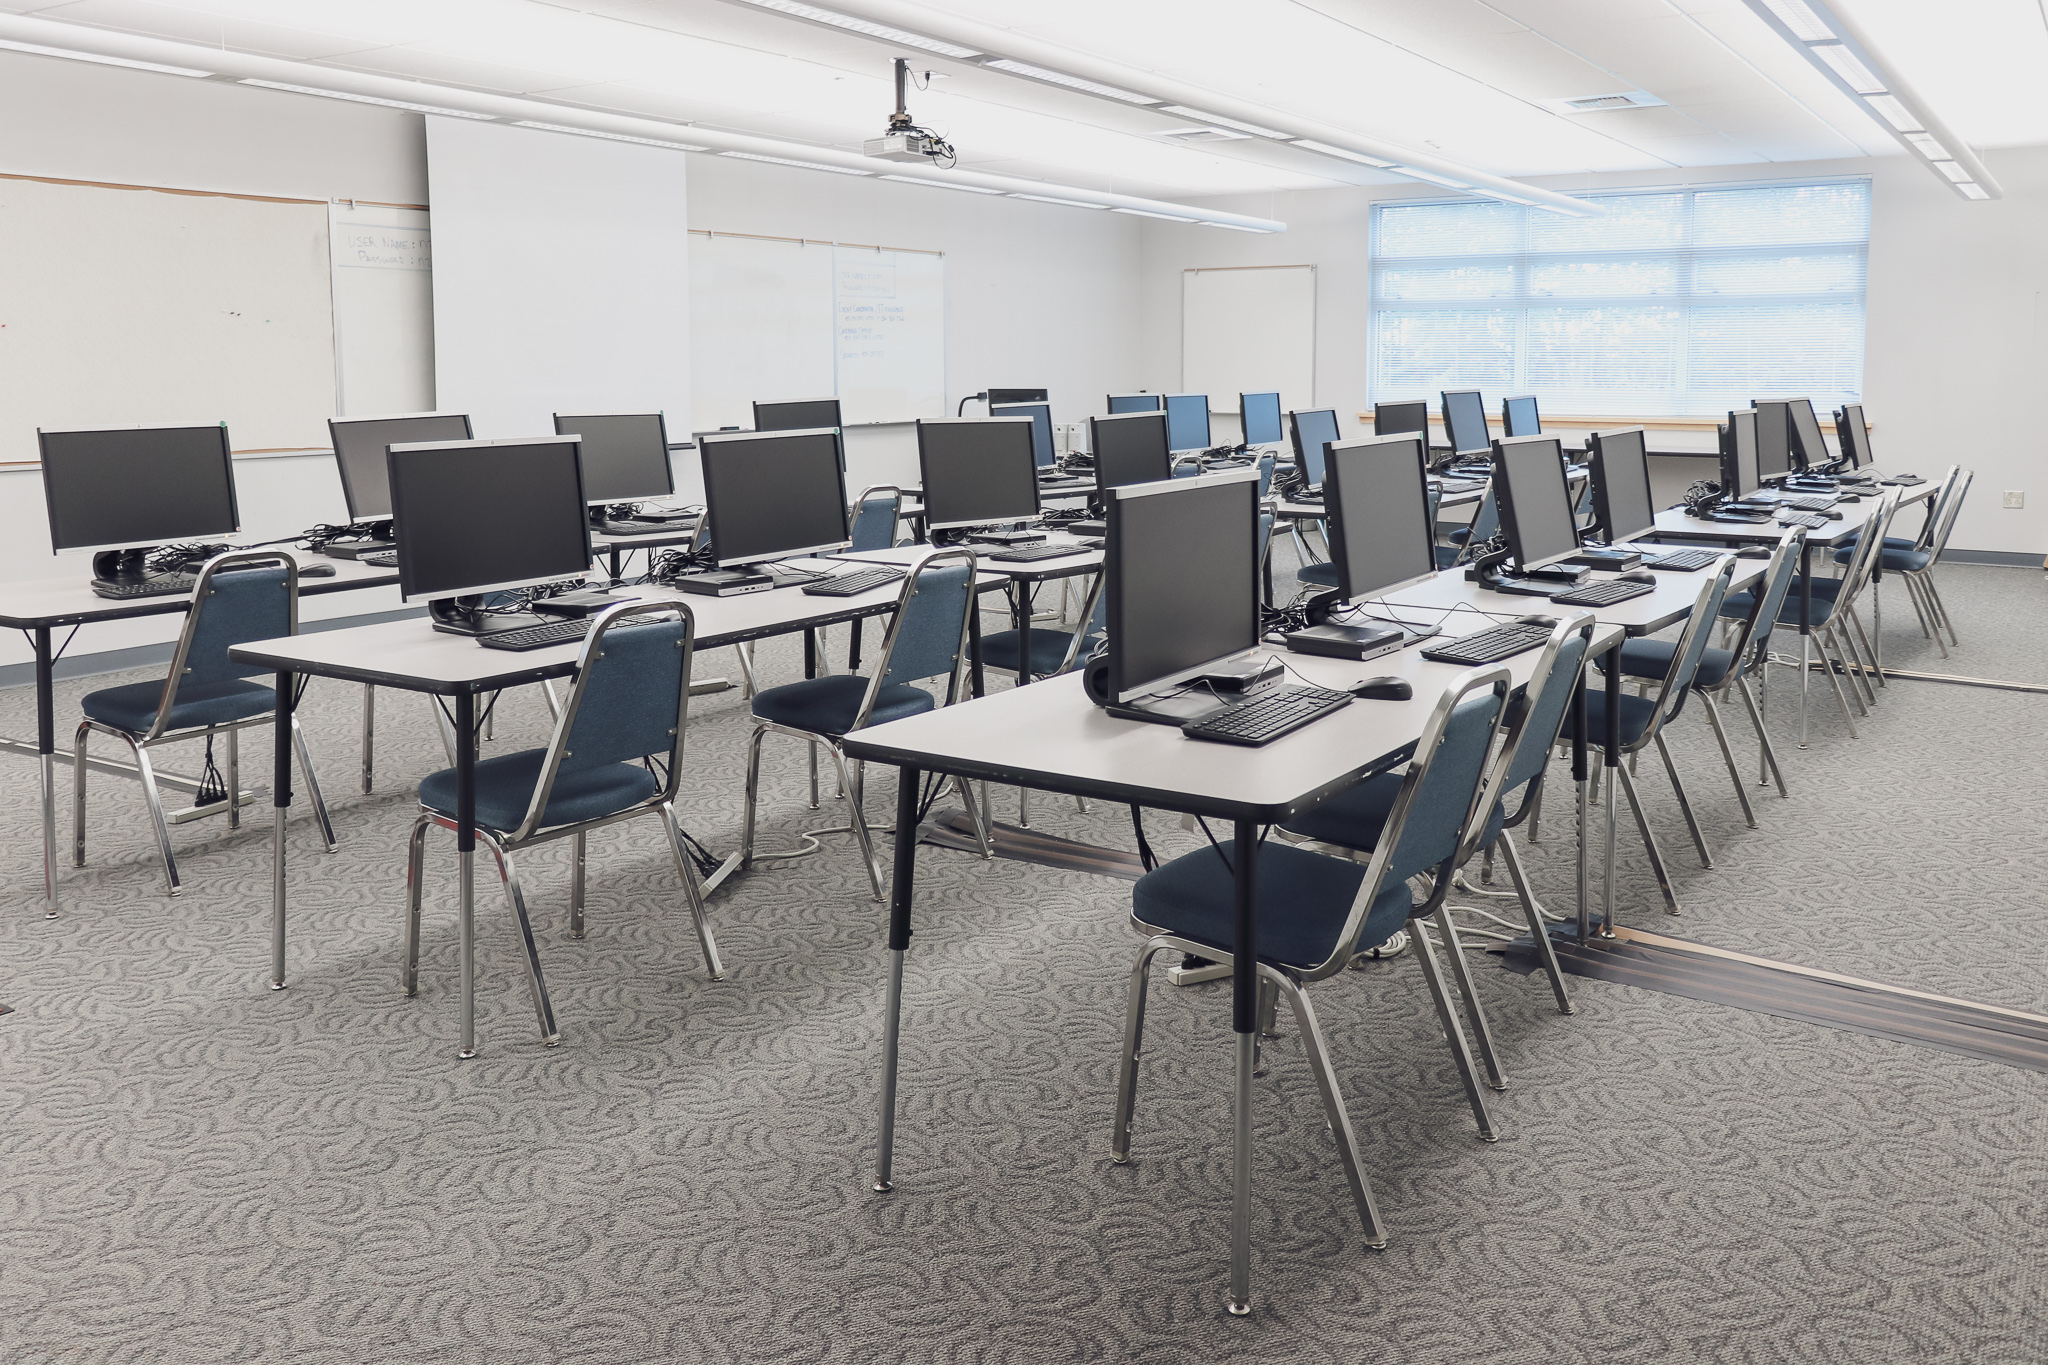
1924,469 -> 1972,559
1468,611 -> 1596,847
1256,508 -> 1275,568
1256,454 -> 1276,498
849,485 -> 902,552
154,551 -> 299,738
1640,556 -> 1738,742
1907,466 -> 1961,551
1726,529 -> 1804,679
1454,487 -> 1499,564
1056,571 -> 1110,674
855,548 -> 979,728
1837,486 -> 1905,600
514,599 -> 696,838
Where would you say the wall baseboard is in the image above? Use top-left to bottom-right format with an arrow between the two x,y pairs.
0,607 -> 426,692
1940,549 -> 2042,567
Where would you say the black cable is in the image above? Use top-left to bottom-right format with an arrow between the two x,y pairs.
1129,805 -> 1157,872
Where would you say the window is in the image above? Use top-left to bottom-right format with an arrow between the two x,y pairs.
1369,180 -> 1868,418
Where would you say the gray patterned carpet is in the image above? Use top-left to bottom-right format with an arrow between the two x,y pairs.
3,554 -> 2045,1364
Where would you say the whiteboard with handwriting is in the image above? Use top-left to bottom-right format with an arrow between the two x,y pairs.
329,201 -> 434,416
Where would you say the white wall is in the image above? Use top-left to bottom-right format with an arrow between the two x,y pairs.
1135,150 -> 2048,556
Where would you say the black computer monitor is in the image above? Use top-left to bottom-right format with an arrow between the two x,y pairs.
1492,435 -> 1581,572
1786,397 -> 1829,470
1752,399 -> 1794,479
1163,394 -> 1211,453
1588,428 -> 1655,545
1720,409 -> 1762,500
552,412 -> 673,504
698,429 -> 850,569
386,436 -> 591,612
990,402 -> 1056,468
1323,434 -> 1437,602
1091,412 -> 1172,498
1834,404 -> 1872,468
1239,392 -> 1283,447
1373,400 -> 1429,436
329,412 -> 474,521
1104,470 -> 1260,706
1441,389 -> 1491,456
39,426 -> 240,565
1106,393 -> 1161,414
754,398 -> 842,431
917,417 -> 1041,531
988,387 -> 1047,405
1502,395 -> 1541,438
1288,408 -> 1341,489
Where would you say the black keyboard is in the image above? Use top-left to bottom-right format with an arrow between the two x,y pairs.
92,575 -> 197,600
1421,620 -> 1552,666
477,618 -> 593,651
1644,549 -> 1718,572
988,542 -> 1090,563
1778,513 -> 1831,530
1551,579 -> 1655,607
801,567 -> 906,597
1182,684 -> 1351,747
357,549 -> 398,567
1766,494 -> 1835,512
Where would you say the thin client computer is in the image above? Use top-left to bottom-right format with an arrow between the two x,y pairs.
1106,393 -> 1161,414
329,412 -> 474,555
1288,408 -> 1342,493
1163,394 -> 1211,454
39,424 -> 241,593
1483,434 -> 1588,594
1502,395 -> 1542,438
1285,434 -> 1439,661
1240,392 -> 1284,450
689,428 -> 851,595
1441,389 -> 1492,462
917,417 -> 1042,544
553,412 -> 690,532
1373,400 -> 1429,437
387,435 -> 594,639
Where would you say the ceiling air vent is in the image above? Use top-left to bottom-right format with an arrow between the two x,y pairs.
1541,90 -> 1668,114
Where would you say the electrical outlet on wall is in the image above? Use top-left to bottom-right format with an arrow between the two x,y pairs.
2003,491 -> 2025,509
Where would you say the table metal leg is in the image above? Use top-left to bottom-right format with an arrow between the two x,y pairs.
1603,639 -> 1621,938
1798,540 -> 1813,749
1570,670 -> 1589,943
456,691 -> 478,1060
361,684 -> 375,794
874,764 -> 921,1194
1228,817 -> 1258,1316
270,670 -> 294,989
35,626 -> 56,918
968,606 -> 986,699
1013,581 -> 1033,692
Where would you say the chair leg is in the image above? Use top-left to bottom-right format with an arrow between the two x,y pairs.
955,775 -> 993,857
541,680 -> 564,722
1430,904 -> 1506,1091
1268,969 -> 1386,1248
1735,675 -> 1789,798
1842,607 -> 1882,700
1524,782 -> 1542,846
662,804 -> 724,980
361,683 -> 376,794
1652,733 -> 1713,869
740,724 -> 769,871
1829,617 -> 1875,709
72,722 -> 90,867
1815,627 -> 1862,734
478,830 -> 560,1047
225,728 -> 241,831
122,740 -> 183,896
1923,572 -> 1960,647
1110,939 -> 1172,1163
828,744 -> 886,901
1904,576 -> 1948,658
568,829 -> 587,938
1497,832 -> 1572,1015
290,718 -> 339,853
402,814 -> 431,996
734,643 -> 757,698
1407,916 -> 1498,1141
807,740 -> 820,811
1018,784 -> 1030,829
1699,692 -> 1757,829
1615,763 -> 1680,915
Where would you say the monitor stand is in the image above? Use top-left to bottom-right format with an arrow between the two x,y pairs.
429,596 -> 547,638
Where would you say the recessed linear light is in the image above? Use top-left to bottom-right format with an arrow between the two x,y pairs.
1810,44 -> 1884,95
1759,0 -> 1834,41
1112,207 -> 1199,222
878,173 -> 1003,193
1861,93 -> 1923,133
731,0 -> 980,59
240,79 -> 494,118
1288,139 -> 1395,168
0,37 -> 212,77
1958,183 -> 1990,200
719,150 -> 873,174
981,59 -> 1157,105
1399,167 -> 1471,190
1009,193 -> 1110,209
514,121 -> 707,150
1157,126 -> 1251,143
1905,132 -> 1953,160
1932,160 -> 1972,183
1200,221 -> 1274,233
1157,105 -> 1290,139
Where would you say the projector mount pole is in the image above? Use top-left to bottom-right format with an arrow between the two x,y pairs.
891,57 -> 912,131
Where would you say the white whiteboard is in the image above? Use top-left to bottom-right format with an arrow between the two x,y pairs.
834,246 -> 945,424
330,201 -> 434,416
1182,265 -> 1316,413
0,174 -> 335,462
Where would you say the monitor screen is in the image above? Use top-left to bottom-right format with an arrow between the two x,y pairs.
330,412 -> 473,520
1240,392 -> 1283,446
1502,395 -> 1541,438
1442,389 -> 1490,455
1837,403 -> 1870,467
1289,408 -> 1341,486
1493,435 -> 1581,572
1752,399 -> 1793,478
39,425 -> 240,553
918,418 -> 1041,531
553,412 -> 673,504
1373,400 -> 1429,437
990,402 -> 1056,468
1091,412 -> 1172,495
387,437 -> 591,602
1723,409 -> 1761,499
1590,427 -> 1655,544
754,398 -> 842,432
1106,393 -> 1162,414
1787,397 -> 1828,469
1164,394 -> 1211,452
699,429 -> 849,568
1105,472 -> 1260,704
987,387 -> 1047,405
1323,435 -> 1436,602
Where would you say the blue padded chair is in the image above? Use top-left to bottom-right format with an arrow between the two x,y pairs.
74,551 -> 336,896
980,570 -> 1106,683
1257,454 -> 1276,498
406,601 -> 723,1050
849,485 -> 904,551
742,548 -> 989,900
1112,666 -> 1516,1250
1833,468 -> 1969,658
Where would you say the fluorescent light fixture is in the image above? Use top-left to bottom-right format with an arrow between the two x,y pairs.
514,121 -> 707,150
1009,193 -> 1111,209
1288,139 -> 1395,168
1861,93 -> 1923,133
878,173 -> 1003,193
0,37 -> 211,77
718,150 -> 872,175
1933,160 -> 1971,183
981,59 -> 1157,105
1157,105 -> 1291,139
1759,0 -> 1834,41
1905,132 -> 1952,160
1958,183 -> 1990,200
731,0 -> 979,58
240,79 -> 494,118
1200,220 -> 1273,233
1810,44 -> 1884,94
1398,167 -> 1471,189
1111,207 -> 1199,222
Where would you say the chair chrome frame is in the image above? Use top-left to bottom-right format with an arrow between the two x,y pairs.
1892,469 -> 1970,656
1701,528 -> 1804,818
403,600 -> 724,1049
1807,486 -> 1904,731
848,484 -> 905,551
74,551 -> 337,896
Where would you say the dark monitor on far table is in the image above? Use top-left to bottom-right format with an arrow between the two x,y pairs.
1288,408 -> 1341,488
1721,409 -> 1762,500
39,424 -> 240,556
1323,434 -> 1437,602
1787,397 -> 1829,470
386,436 -> 591,607
1502,395 -> 1542,438
1588,427 -> 1655,544
1373,400 -> 1429,437
917,417 -> 1041,532
1106,393 -> 1161,414
988,388 -> 1047,405
1091,412 -> 1172,497
1835,404 -> 1872,468
552,411 -> 673,504
990,402 -> 1056,468
330,412 -> 473,521
1441,389 -> 1491,456
1164,394 -> 1211,453
1492,434 -> 1581,573
1240,392 -> 1284,447
1104,470 -> 1260,706
754,398 -> 841,432
1752,399 -> 1794,479
699,429 -> 850,569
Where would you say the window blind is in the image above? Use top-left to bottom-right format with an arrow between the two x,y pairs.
1369,180 -> 1869,417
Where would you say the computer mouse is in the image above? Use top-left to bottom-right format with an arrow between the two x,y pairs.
1618,568 -> 1657,584
1349,676 -> 1412,701
296,561 -> 337,577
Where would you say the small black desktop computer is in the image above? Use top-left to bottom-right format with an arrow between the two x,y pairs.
1478,434 -> 1590,595
687,428 -> 852,595
1284,433 -> 1440,661
39,424 -> 242,594
328,411 -> 474,557
917,416 -> 1043,545
1287,408 -> 1341,493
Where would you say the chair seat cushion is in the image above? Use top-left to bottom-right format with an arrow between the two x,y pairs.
980,628 -> 1078,678
419,748 -> 658,833
751,674 -> 935,737
1280,772 -> 1402,851
1605,639 -> 1736,689
1560,688 -> 1662,750
1295,561 -> 1340,588
1722,575 -> 1846,628
1833,544 -> 1933,573
1132,841 -> 1416,972
81,678 -> 275,735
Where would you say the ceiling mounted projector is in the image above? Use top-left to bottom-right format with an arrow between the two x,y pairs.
863,58 -> 956,166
